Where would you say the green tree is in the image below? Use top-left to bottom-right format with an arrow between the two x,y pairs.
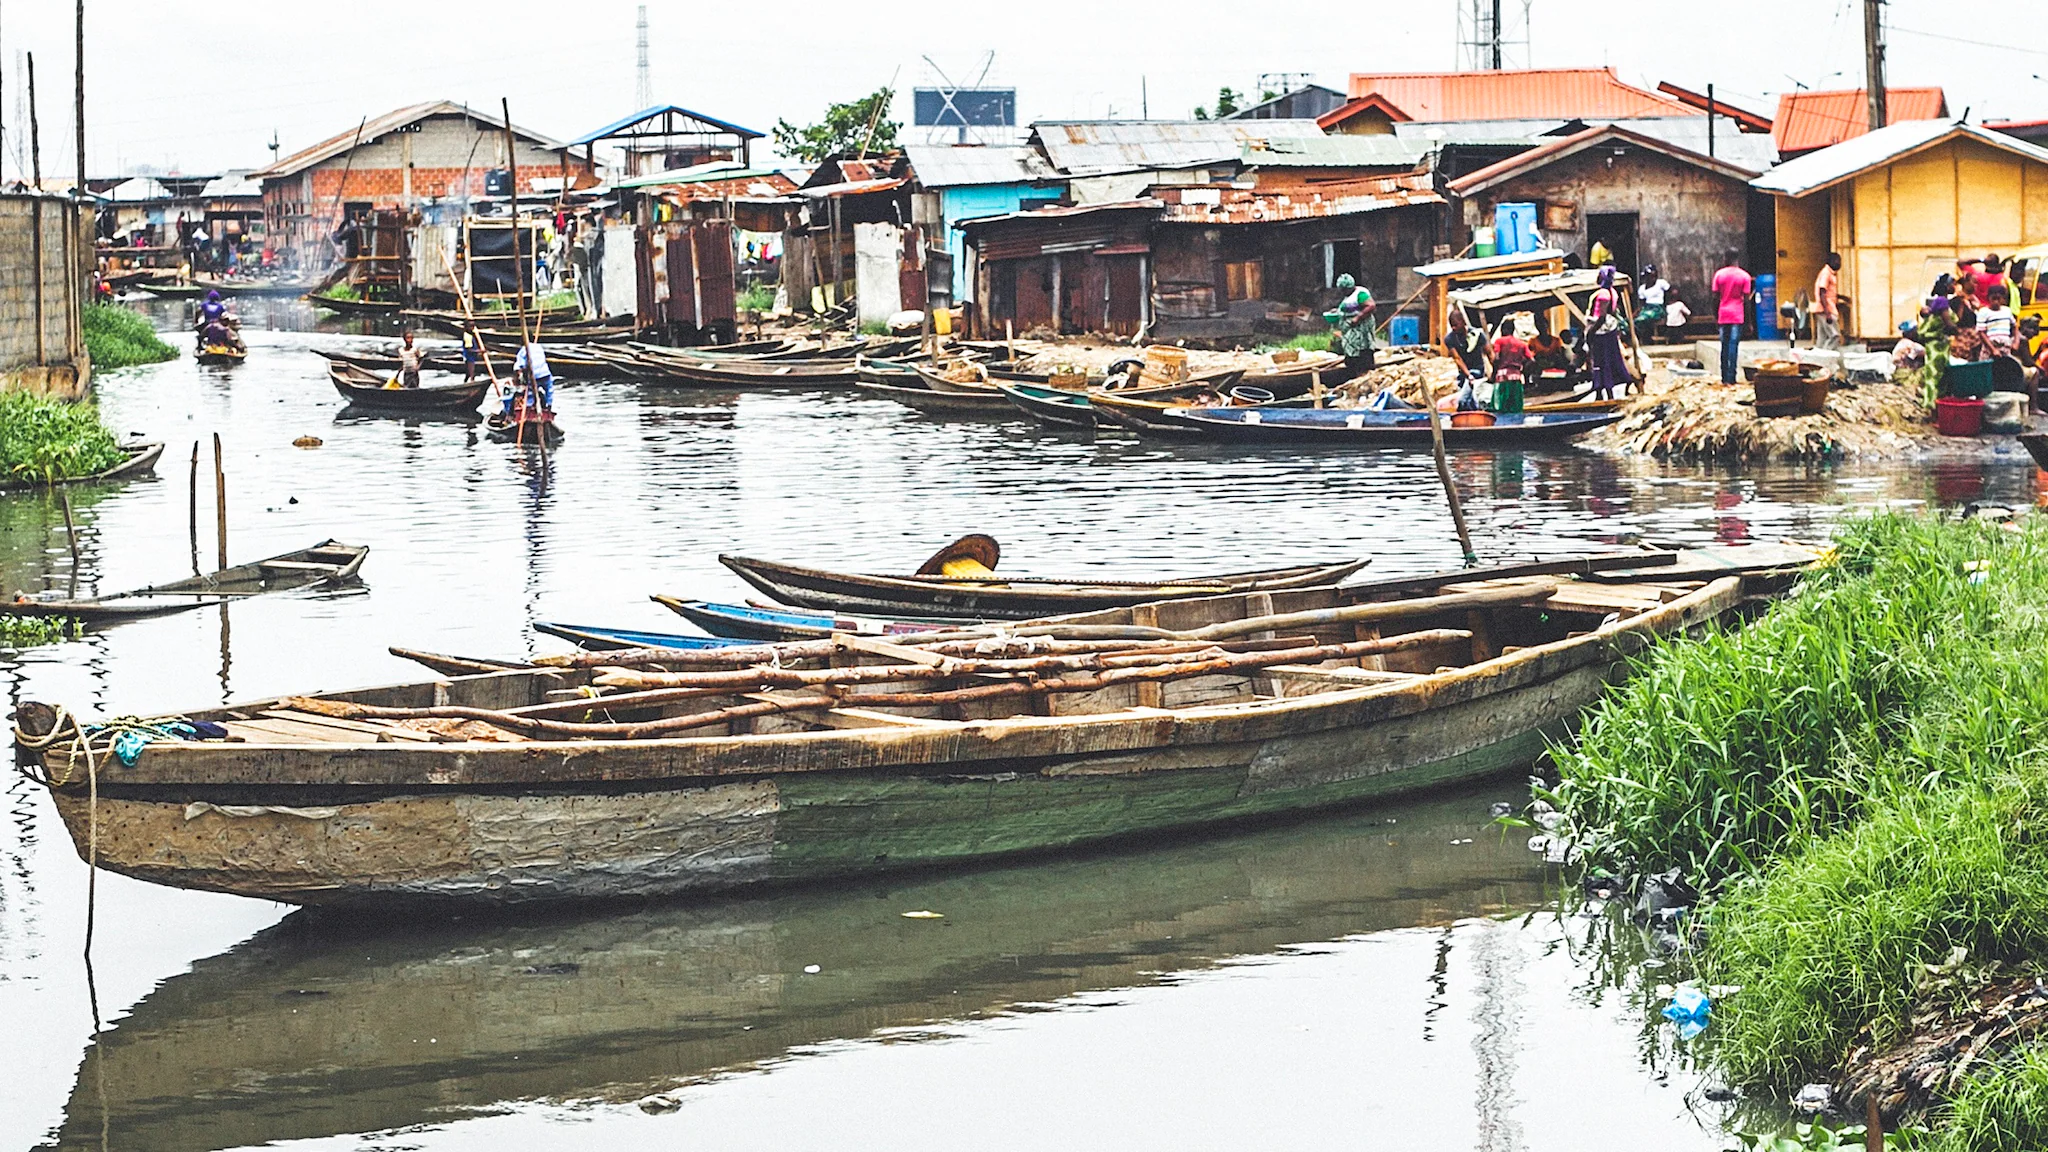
1192,86 -> 1242,121
772,87 -> 899,163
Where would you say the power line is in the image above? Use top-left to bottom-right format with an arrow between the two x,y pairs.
1889,24 -> 2048,57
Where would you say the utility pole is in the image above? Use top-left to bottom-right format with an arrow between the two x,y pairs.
1863,0 -> 1887,132
1706,83 -> 1716,159
1490,0 -> 1504,69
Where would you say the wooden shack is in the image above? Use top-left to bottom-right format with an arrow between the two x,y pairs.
1754,120 -> 2048,341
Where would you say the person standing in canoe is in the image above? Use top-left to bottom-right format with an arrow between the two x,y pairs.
510,341 -> 555,418
397,331 -> 423,389
1585,265 -> 1635,400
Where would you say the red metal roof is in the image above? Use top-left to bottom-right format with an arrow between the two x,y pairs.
1344,69 -> 1696,123
1771,88 -> 1948,155
1655,82 -> 1773,132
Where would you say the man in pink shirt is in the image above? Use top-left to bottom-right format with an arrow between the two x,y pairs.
1712,255 -> 1755,384
1813,253 -> 1842,350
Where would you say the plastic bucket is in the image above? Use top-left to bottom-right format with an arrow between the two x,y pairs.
1228,386 -> 1276,406
1450,410 -> 1497,428
1946,359 -> 1996,399
1935,396 -> 1985,437
1473,226 -> 1497,259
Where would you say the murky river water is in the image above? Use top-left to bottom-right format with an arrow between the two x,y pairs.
1,301 -> 2038,1151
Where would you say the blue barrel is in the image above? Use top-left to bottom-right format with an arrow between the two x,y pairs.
1494,203 -> 1539,255
1755,273 -> 1779,340
1388,314 -> 1421,346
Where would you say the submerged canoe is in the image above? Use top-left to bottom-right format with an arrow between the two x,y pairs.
720,552 -> 1370,619
653,596 -> 961,642
0,441 -> 164,491
12,557 -> 1809,905
8,539 -> 368,622
1164,406 -> 1620,445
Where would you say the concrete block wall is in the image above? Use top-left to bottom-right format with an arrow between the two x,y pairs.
0,193 -> 93,400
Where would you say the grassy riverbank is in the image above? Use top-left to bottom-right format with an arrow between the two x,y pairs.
81,303 -> 179,371
0,391 -> 127,483
1545,513 -> 2048,1145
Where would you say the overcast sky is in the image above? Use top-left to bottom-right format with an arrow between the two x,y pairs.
0,0 -> 2042,179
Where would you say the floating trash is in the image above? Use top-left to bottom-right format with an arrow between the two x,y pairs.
1662,984 -> 1712,1040
900,910 -> 944,919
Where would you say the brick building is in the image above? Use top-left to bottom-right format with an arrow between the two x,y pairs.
252,101 -> 598,268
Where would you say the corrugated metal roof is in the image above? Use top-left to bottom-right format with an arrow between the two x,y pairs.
1752,119 -> 2048,198
1029,120 -> 1325,174
1239,135 -> 1432,168
201,170 -> 262,199
1346,69 -> 1696,123
1447,124 -> 1764,196
956,199 -> 1164,230
1155,171 -> 1440,224
1413,248 -> 1566,277
797,176 -> 908,199
1772,88 -> 1948,155
568,105 -> 762,147
253,102 -> 565,180
1386,116 -> 1782,170
903,144 -> 1061,188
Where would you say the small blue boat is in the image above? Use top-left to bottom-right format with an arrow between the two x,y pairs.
1165,406 -> 1619,445
651,596 -> 964,643
532,621 -> 759,652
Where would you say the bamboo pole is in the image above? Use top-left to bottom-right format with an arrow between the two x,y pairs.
443,249 -> 507,406
60,491 -> 79,597
187,440 -> 199,575
292,631 -> 1471,739
1426,378 -> 1478,566
211,433 -> 226,572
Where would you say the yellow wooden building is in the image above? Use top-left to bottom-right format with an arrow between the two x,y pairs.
1753,120 -> 2048,340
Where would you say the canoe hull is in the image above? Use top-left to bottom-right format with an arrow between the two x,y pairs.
49,659 -> 1607,905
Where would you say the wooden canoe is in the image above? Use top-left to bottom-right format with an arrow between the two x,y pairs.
720,552 -> 1370,619
485,410 -> 564,445
1164,406 -> 1620,445
855,379 -> 1016,414
8,539 -> 368,622
329,363 -> 489,411
532,621 -> 756,652
652,596 -> 961,641
998,381 -> 1097,429
0,441 -> 164,491
304,292 -> 404,317
11,558 -> 1804,905
196,344 -> 247,366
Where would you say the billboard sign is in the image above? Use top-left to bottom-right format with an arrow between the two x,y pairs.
913,88 -> 1017,128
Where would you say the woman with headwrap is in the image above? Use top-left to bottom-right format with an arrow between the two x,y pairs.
1326,274 -> 1376,375
1585,265 -> 1634,400
199,288 -> 227,327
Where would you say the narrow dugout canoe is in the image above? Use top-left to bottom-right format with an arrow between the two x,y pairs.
998,381 -> 1096,429
855,379 -> 1016,414
328,363 -> 489,411
532,620 -> 757,651
13,566 -> 1787,905
653,595 -> 962,641
720,552 -> 1370,619
8,540 -> 368,621
1165,406 -> 1620,445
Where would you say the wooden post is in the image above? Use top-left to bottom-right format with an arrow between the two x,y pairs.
501,99 -> 531,345
1426,383 -> 1477,566
74,0 -> 85,196
60,491 -> 80,598
1865,1094 -> 1884,1152
187,440 -> 199,575
1006,319 -> 1015,364
27,52 -> 41,190
212,433 -> 227,572
27,53 -> 44,366
1311,369 -> 1324,409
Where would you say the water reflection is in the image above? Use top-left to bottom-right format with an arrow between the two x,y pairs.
43,786 -> 1704,1152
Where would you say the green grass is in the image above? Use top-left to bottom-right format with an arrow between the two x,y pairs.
478,289 -> 577,313
314,281 -> 360,301
1254,332 -> 1339,354
1931,1045 -> 2048,1151
737,284 -> 775,313
0,390 -> 128,482
81,303 -> 178,371
1543,512 -> 2048,1142
1543,514 -> 2032,883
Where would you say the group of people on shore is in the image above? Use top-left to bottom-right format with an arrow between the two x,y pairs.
1894,254 -> 2045,403
1430,262 -> 1640,413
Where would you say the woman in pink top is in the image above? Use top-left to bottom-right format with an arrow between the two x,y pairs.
1711,255 -> 1754,384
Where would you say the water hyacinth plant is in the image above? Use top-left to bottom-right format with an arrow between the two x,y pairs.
81,303 -> 178,371
0,391 -> 127,483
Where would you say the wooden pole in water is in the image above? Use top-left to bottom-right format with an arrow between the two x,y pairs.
1426,381 -> 1477,566
60,491 -> 80,597
212,433 -> 227,572
501,98 -> 531,347
187,440 -> 199,574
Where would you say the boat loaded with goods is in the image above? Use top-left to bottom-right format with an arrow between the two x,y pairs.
13,532 -> 1820,906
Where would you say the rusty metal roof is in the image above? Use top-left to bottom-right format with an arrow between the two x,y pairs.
1240,135 -> 1432,168
1345,69 -> 1695,123
1154,171 -> 1440,224
1771,88 -> 1948,155
955,199 -> 1164,230
1029,120 -> 1325,174
903,144 -> 1062,188
1447,124 -> 1765,196
797,176 -> 908,199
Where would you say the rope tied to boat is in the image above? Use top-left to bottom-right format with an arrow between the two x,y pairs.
15,707 -> 211,784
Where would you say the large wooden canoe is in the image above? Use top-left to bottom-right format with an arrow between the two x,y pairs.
720,552 -> 1370,619
329,363 -> 489,411
8,539 -> 367,621
14,556 -> 1808,906
1165,406 -> 1620,445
